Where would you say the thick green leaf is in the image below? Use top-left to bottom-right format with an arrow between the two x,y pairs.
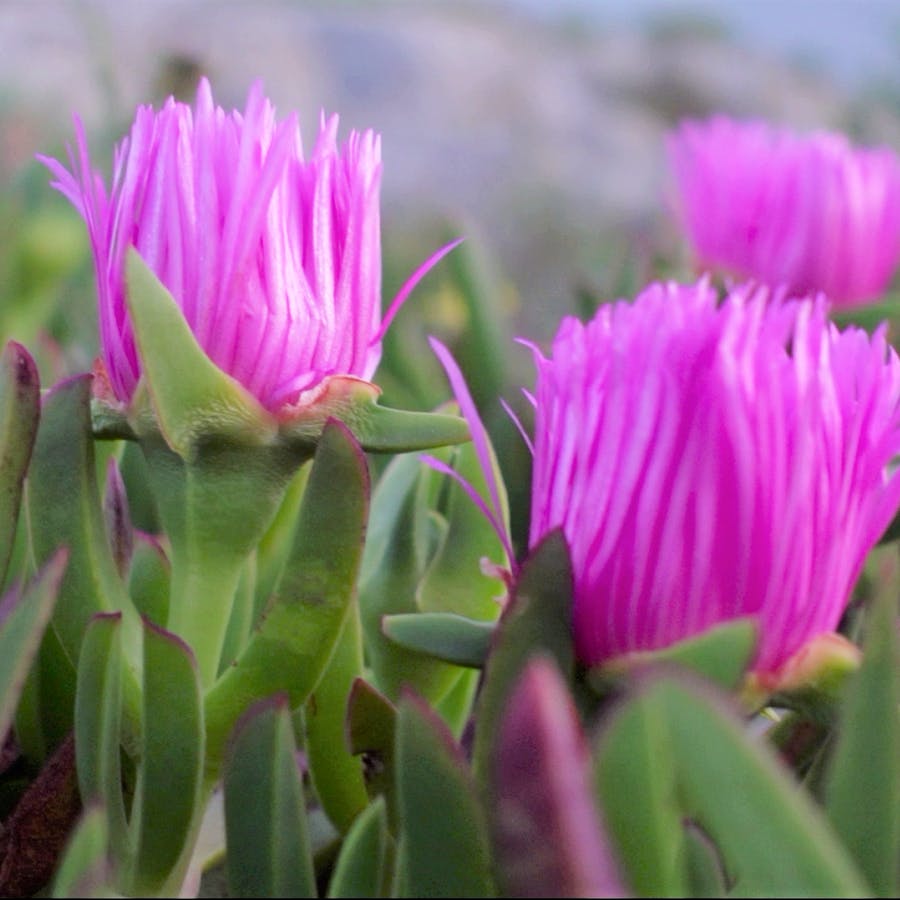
825,588 -> 900,896
683,823 -> 726,899
0,341 -> 40,587
132,619 -> 204,894
641,675 -> 869,896
126,532 -> 170,628
326,796 -> 389,899
305,607 -> 369,834
396,691 -> 495,897
0,551 -> 66,744
51,805 -> 110,898
204,419 -> 369,773
593,680 -> 687,896
26,375 -> 139,669
224,694 -> 315,898
359,452 -> 437,701
472,530 -> 574,782
381,612 -> 494,668
493,658 -> 626,897
589,618 -> 758,694
346,678 -> 398,818
74,612 -> 130,865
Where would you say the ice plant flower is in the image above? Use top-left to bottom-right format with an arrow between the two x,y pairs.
667,116 -> 900,307
40,77 -> 455,414
528,280 -> 900,677
40,79 -> 468,692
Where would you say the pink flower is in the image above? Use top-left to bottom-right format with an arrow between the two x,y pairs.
528,281 -> 900,675
41,78 -> 452,412
667,116 -> 900,307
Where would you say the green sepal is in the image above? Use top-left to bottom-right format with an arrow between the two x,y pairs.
224,693 -> 316,899
278,376 -> 470,455
381,612 -> 494,668
472,530 -> 575,782
204,419 -> 369,774
126,249 -> 468,456
131,618 -> 204,895
395,690 -> 495,897
831,296 -> 900,335
51,805 -> 111,899
326,796 -> 389,899
589,617 -> 758,694
124,250 -> 276,455
0,341 -> 40,587
304,607 -> 369,834
825,588 -> 900,896
617,672 -> 869,896
74,612 -> 130,867
0,551 -> 66,745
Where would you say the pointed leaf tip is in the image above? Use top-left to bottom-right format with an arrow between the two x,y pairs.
493,658 -> 628,898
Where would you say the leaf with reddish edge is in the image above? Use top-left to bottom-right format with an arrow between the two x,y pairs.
346,677 -> 398,823
0,341 -> 40,588
0,733 -> 80,898
472,529 -> 575,783
396,690 -> 495,897
102,457 -> 133,581
25,374 -> 142,751
224,693 -> 315,899
204,419 -> 369,776
491,657 -> 628,898
0,551 -> 67,748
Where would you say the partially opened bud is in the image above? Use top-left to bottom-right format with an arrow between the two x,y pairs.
42,77 -> 385,411
529,280 -> 900,678
667,116 -> 900,306
41,78 -> 464,455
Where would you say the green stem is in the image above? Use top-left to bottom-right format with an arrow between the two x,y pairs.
166,549 -> 245,688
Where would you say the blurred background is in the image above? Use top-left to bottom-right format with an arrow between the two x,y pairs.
2,0 -> 900,547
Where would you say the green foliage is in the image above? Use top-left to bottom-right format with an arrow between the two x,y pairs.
825,588 -> 900,896
224,694 -> 316,898
395,691 -> 495,897
0,341 -> 40,587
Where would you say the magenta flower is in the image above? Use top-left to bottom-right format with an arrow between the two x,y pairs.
528,281 -> 900,676
41,78 -> 452,412
667,116 -> 900,307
